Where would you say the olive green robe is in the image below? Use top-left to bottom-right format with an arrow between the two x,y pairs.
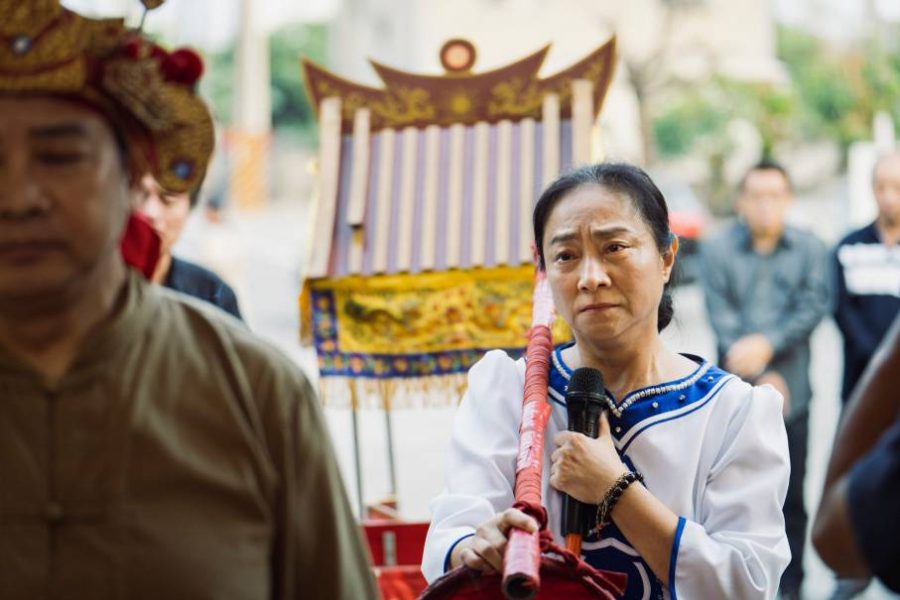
0,273 -> 377,600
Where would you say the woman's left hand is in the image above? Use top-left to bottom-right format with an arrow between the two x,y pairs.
550,412 -> 628,504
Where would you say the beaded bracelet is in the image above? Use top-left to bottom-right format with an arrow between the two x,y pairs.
595,471 -> 644,531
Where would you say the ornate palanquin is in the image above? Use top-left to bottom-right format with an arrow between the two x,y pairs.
301,37 -> 615,398
299,39 -> 616,525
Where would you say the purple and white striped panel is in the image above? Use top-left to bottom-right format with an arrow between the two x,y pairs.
331,135 -> 354,278
329,118 -> 576,277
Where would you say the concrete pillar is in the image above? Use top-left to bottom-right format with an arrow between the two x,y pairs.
230,0 -> 271,210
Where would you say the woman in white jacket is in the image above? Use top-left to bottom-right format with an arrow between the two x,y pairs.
422,163 -> 791,599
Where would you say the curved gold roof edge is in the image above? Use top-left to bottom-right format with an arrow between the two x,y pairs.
300,36 -> 617,132
367,44 -> 550,86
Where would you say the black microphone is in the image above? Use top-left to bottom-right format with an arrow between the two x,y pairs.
562,367 -> 607,538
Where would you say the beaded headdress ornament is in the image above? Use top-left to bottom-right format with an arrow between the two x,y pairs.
0,0 -> 214,193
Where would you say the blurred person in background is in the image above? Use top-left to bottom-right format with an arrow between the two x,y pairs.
699,160 -> 831,600
828,149 -> 900,599
135,173 -> 242,319
833,150 -> 900,404
813,315 -> 900,596
0,1 -> 376,598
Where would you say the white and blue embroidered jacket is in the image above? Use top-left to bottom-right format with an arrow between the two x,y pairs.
422,348 -> 791,599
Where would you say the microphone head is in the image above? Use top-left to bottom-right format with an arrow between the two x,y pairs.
566,367 -> 606,422
568,367 -> 605,397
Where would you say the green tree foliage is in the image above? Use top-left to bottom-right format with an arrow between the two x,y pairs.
653,25 -> 900,164
771,26 -> 900,150
725,82 -> 797,158
653,87 -> 730,158
270,23 -> 328,137
652,81 -> 796,161
198,23 -> 328,142
778,27 -> 866,148
200,49 -> 235,125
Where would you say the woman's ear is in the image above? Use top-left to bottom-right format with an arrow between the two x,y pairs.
662,234 -> 679,283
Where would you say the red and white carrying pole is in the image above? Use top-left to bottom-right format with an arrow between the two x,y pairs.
501,270 -> 556,600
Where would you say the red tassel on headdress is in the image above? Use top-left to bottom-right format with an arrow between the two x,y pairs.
120,211 -> 161,279
162,48 -> 204,86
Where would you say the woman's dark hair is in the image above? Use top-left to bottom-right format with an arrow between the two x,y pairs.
533,162 -> 677,332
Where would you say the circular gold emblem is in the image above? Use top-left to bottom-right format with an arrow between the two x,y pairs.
440,39 -> 476,73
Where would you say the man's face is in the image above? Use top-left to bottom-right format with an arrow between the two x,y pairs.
133,173 -> 192,256
873,154 -> 900,227
0,96 -> 131,301
736,168 -> 792,239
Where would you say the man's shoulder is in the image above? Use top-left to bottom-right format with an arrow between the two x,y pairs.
784,226 -> 828,254
131,278 -> 318,446
166,257 -> 242,318
701,222 -> 743,253
168,257 -> 233,293
151,285 -> 301,382
836,223 -> 878,248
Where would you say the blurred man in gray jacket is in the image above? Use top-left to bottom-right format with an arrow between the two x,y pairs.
700,160 -> 831,600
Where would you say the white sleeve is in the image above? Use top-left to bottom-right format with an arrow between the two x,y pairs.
670,384 -> 791,599
421,350 -> 524,583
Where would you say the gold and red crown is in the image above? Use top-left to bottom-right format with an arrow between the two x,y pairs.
0,0 -> 213,194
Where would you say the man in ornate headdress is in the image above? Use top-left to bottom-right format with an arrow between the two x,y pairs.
0,1 -> 376,598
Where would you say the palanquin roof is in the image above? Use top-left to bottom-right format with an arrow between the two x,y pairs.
301,38 -> 617,280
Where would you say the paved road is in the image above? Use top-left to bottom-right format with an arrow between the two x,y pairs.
175,194 -> 895,599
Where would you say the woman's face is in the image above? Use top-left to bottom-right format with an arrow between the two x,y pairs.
541,184 -> 675,347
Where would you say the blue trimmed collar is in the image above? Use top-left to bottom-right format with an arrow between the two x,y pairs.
548,343 -> 729,441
